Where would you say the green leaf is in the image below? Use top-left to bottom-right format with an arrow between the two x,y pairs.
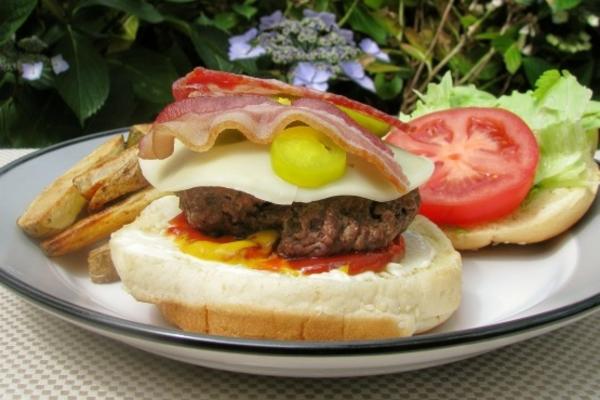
522,56 -> 555,87
365,63 -> 402,74
314,0 -> 330,11
547,0 -> 581,11
491,35 -> 513,53
190,25 -> 238,72
364,0 -> 385,9
460,15 -> 478,28
166,39 -> 193,76
213,12 -> 239,32
347,7 -> 387,44
400,43 -> 430,67
533,69 -> 561,101
75,0 -> 163,23
375,73 -> 403,100
112,47 -> 178,104
107,15 -> 140,53
0,0 -> 37,45
54,27 -> 109,125
85,67 -> 136,133
573,60 -> 594,87
232,3 -> 257,20
503,43 -> 522,74
0,98 -> 18,145
6,87 -> 81,147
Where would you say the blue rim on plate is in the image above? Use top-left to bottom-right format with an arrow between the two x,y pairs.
1,128 -> 599,356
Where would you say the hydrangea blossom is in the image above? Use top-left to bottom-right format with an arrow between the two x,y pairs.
50,54 -> 69,75
292,62 -> 332,91
359,39 -> 390,62
227,9 -> 390,92
228,28 -> 266,61
341,61 -> 375,92
20,61 -> 43,81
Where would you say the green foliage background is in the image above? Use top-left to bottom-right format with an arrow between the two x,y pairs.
0,0 -> 598,147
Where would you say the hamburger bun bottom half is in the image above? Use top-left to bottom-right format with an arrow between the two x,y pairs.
443,164 -> 600,251
110,195 -> 462,341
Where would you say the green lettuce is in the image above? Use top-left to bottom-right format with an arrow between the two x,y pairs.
403,70 -> 600,189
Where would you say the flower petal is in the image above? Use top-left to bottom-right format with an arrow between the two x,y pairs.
229,28 -> 258,46
245,45 -> 266,58
259,10 -> 283,30
303,9 -> 336,27
359,38 -> 379,54
313,68 -> 333,84
50,54 -> 69,75
309,81 -> 329,91
341,61 -> 375,92
294,62 -> 318,81
20,62 -> 43,81
292,62 -> 331,91
360,38 -> 390,62
341,61 -> 365,80
355,76 -> 375,92
337,29 -> 355,44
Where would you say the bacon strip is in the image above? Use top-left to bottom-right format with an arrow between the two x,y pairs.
139,96 -> 409,193
171,67 -> 407,131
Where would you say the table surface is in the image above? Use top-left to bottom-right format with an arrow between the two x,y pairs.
1,148 -> 600,400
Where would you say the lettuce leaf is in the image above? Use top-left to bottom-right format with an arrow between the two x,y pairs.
399,72 -> 496,121
403,70 -> 600,190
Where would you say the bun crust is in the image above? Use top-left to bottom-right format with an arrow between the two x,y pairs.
110,195 -> 462,341
444,165 -> 599,250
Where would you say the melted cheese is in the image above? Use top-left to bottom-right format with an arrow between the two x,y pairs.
139,140 -> 433,204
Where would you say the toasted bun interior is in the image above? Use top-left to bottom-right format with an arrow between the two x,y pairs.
110,195 -> 462,341
444,165 -> 599,250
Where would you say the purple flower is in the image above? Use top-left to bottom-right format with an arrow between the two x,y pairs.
292,62 -> 332,91
359,38 -> 390,62
20,61 -> 43,81
303,9 -> 336,28
341,61 -> 375,92
50,54 -> 69,75
259,10 -> 283,30
228,28 -> 266,61
338,29 -> 355,44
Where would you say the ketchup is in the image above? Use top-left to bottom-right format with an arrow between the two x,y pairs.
167,213 -> 405,276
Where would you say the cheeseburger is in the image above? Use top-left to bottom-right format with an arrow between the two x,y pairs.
110,68 -> 461,341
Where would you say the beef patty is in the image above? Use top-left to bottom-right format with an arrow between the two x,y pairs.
177,187 -> 420,259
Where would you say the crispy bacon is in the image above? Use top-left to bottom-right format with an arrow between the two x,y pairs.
171,67 -> 408,131
139,96 -> 409,193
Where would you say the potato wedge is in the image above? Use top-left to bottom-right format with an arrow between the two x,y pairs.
88,243 -> 120,284
73,146 -> 148,211
41,188 -> 167,256
126,124 -> 151,148
88,156 -> 148,211
18,136 -> 125,238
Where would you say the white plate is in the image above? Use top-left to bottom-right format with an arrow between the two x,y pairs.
1,130 -> 599,378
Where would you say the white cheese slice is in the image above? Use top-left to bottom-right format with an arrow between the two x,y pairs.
139,140 -> 433,204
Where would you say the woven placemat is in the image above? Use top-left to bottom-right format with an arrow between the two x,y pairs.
1,287 -> 599,399
1,149 -> 599,399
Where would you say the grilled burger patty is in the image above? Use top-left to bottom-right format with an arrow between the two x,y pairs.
177,187 -> 420,259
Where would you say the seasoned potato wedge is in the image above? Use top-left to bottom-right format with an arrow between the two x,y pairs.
88,157 -> 148,211
41,188 -> 167,256
88,243 -> 120,284
73,146 -> 148,211
18,136 -> 125,238
126,124 -> 151,148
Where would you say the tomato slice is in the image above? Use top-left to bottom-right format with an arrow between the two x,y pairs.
385,108 -> 539,226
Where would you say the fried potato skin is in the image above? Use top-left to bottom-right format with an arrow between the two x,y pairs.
17,136 -> 125,238
41,188 -> 168,256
